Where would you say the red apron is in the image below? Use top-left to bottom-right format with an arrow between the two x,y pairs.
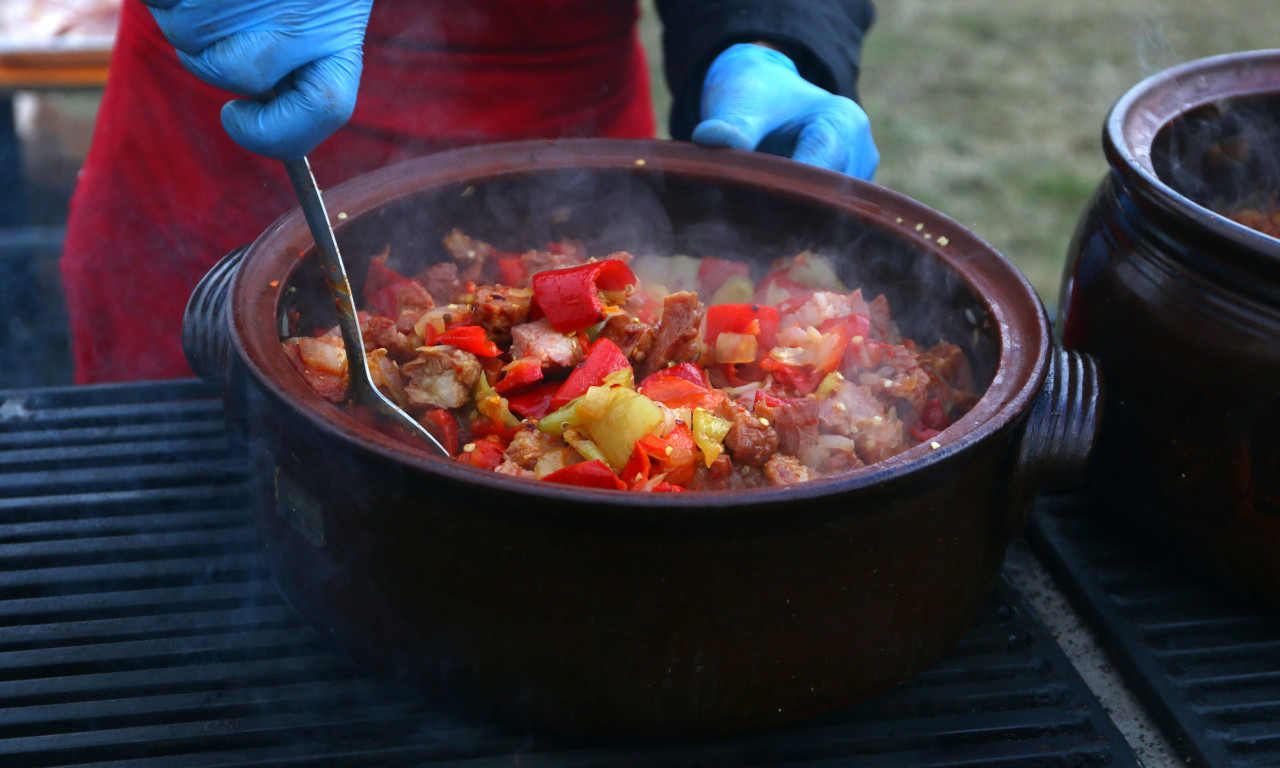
61,0 -> 654,383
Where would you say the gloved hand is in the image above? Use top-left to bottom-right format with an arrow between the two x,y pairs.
137,0 -> 374,160
692,43 -> 879,181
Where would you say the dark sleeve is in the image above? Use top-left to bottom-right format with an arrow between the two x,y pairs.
653,0 -> 875,140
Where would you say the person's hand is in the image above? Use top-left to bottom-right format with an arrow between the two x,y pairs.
692,43 -> 878,181
137,0 -> 373,160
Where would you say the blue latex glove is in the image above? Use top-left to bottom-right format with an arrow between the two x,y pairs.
138,0 -> 373,160
692,43 -> 879,181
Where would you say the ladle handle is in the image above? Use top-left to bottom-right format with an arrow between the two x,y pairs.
280,157 -> 450,456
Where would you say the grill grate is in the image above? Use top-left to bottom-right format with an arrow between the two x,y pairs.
0,380 -> 1137,767
1030,494 -> 1280,768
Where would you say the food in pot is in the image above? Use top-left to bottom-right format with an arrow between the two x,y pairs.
1226,200 -> 1280,239
280,229 -> 978,491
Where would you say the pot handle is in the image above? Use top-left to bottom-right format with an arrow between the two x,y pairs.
997,346 -> 1103,540
183,245 -> 248,386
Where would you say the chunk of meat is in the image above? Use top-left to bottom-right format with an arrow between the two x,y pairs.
442,228 -> 495,279
402,346 -> 483,409
852,412 -> 905,464
868,294 -> 900,343
764,397 -> 821,459
533,446 -> 578,479
470,285 -> 532,345
357,313 -> 416,362
494,460 -> 536,478
599,312 -> 654,363
724,404 -> 778,468
282,335 -> 347,403
637,291 -> 704,379
418,262 -> 464,305
764,454 -> 815,486
504,426 -> 560,471
366,348 -> 408,408
817,379 -> 884,435
920,341 -> 976,395
510,317 -> 584,370
520,245 -> 582,278
877,344 -> 932,413
383,280 -> 436,334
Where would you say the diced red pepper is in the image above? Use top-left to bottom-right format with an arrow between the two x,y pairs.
920,397 -> 951,431
697,256 -> 750,295
910,424 -> 942,442
434,325 -> 501,357
753,389 -> 790,409
531,259 -> 638,333
704,303 -> 780,351
663,361 -> 709,387
497,256 -> 526,287
621,441 -> 653,487
776,289 -> 819,318
651,481 -> 686,492
546,239 -> 586,259
457,435 -> 506,471
638,369 -> 724,410
493,356 -> 545,394
504,380 -> 562,420
753,270 -> 811,305
847,336 -> 891,369
470,414 -> 520,443
633,433 -> 668,457
761,358 -> 822,395
422,409 -> 461,456
361,257 -> 414,317
704,303 -> 780,385
656,423 -> 697,487
551,337 -> 632,408
361,258 -> 436,325
542,459 -> 628,490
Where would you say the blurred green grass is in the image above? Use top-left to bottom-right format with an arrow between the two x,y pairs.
640,0 -> 1279,308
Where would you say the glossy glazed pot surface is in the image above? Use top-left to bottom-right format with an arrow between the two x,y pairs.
188,139 -> 1096,736
1062,51 -> 1280,609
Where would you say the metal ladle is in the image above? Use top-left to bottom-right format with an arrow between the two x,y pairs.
281,157 -> 450,457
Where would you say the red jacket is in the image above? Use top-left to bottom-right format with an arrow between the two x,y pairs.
61,0 -> 655,383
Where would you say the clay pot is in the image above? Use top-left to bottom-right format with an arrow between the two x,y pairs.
185,138 -> 1098,737
1061,50 -> 1280,608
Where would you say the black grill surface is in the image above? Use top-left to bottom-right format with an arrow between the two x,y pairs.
0,379 -> 1137,767
1030,495 -> 1280,768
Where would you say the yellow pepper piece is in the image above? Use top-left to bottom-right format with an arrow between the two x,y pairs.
692,407 -> 733,466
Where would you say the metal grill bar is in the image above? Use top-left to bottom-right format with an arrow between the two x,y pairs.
1030,494 -> 1280,768
0,381 -> 1138,767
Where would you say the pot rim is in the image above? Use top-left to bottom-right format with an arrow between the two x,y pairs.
229,138 -> 1050,509
1104,48 -> 1280,265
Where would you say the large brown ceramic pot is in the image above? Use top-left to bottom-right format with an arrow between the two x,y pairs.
1061,50 -> 1280,608
185,138 -> 1099,737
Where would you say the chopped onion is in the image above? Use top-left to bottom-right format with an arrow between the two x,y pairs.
715,332 -> 758,364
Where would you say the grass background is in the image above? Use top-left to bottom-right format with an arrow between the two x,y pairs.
639,0 -> 1279,310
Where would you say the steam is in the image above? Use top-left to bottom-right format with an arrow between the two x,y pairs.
1130,13 -> 1177,77
1155,96 -> 1280,216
